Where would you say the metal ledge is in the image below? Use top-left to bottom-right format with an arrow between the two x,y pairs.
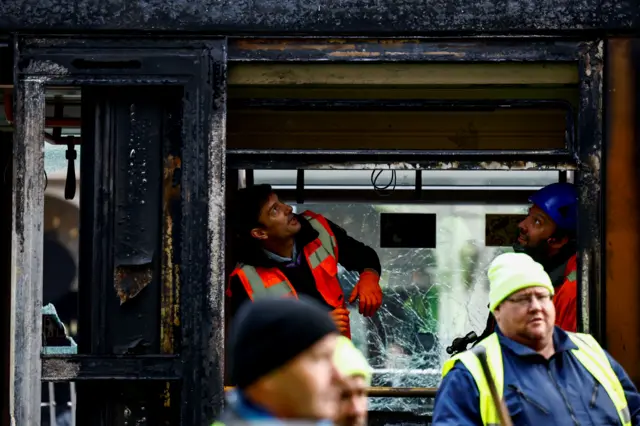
222,386 -> 437,398
227,149 -> 578,170
41,355 -> 183,382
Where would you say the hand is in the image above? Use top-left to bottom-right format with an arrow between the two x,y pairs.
330,307 -> 351,336
349,270 -> 383,317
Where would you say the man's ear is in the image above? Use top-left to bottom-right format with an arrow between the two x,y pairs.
492,307 -> 501,323
250,227 -> 268,240
547,234 -> 569,249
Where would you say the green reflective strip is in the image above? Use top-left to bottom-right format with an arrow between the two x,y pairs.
566,270 -> 577,282
211,422 -> 225,426
622,406 -> 631,423
305,216 -> 336,257
308,246 -> 331,269
568,332 -> 630,426
241,265 -> 294,299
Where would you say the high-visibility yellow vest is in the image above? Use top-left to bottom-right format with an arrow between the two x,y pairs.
442,332 -> 631,426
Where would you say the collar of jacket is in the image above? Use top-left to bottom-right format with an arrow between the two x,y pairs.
226,389 -> 334,426
540,243 -> 577,287
227,389 -> 276,421
495,326 -> 578,357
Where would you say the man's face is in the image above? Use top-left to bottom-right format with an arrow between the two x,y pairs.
515,205 -> 564,261
336,375 -> 368,426
268,334 -> 343,420
251,193 -> 301,242
494,286 -> 555,346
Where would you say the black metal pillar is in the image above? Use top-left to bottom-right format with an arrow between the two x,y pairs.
179,43 -> 227,425
576,41 -> 605,340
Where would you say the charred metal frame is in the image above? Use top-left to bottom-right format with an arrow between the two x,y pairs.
226,98 -> 577,169
8,35 -> 603,425
12,38 -> 227,425
1,1 -> 638,33
226,38 -> 603,337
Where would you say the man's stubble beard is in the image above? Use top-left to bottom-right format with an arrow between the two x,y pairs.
513,237 -> 552,265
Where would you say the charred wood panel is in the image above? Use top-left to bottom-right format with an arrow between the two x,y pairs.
228,39 -> 582,62
108,87 -> 176,355
78,85 -> 183,425
42,355 -> 182,381
179,40 -> 227,425
0,0 -> 639,34
575,41 -> 604,339
80,86 -> 178,356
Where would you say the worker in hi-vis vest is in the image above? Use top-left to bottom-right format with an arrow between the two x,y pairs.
474,182 -> 579,350
432,253 -> 640,426
227,184 -> 383,338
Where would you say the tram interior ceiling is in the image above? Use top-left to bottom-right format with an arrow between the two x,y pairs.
1,37 -> 608,426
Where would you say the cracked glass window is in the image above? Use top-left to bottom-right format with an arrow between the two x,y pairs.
292,202 -> 528,413
251,169 -> 561,414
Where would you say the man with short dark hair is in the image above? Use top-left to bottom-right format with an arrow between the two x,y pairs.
227,184 -> 383,337
472,182 -> 578,347
213,297 -> 344,425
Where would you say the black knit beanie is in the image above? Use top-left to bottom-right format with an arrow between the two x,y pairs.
228,296 -> 338,389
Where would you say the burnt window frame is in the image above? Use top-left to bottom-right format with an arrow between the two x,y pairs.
9,36 -> 602,424
12,37 -> 227,426
224,38 -> 603,402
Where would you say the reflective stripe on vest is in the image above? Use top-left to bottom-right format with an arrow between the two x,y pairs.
442,333 -> 503,426
234,265 -> 295,300
231,211 -> 342,307
441,332 -> 630,426
303,212 -> 338,268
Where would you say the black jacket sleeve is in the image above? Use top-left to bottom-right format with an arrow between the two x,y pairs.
326,218 -> 382,275
227,275 -> 250,320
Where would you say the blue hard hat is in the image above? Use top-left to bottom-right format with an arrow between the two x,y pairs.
528,182 -> 578,231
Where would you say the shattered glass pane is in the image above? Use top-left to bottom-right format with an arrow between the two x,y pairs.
294,202 -> 528,413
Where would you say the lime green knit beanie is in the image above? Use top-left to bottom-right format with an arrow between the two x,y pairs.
488,252 -> 554,312
333,336 -> 373,386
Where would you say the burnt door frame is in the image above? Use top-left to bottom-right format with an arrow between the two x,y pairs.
12,37 -> 227,426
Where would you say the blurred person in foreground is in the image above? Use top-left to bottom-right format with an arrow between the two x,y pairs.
334,336 -> 373,426
212,297 -> 344,426
432,252 -> 640,426
227,184 -> 383,338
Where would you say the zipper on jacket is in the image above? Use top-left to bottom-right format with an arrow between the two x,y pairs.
547,368 -> 580,426
507,384 -> 550,414
590,383 -> 599,408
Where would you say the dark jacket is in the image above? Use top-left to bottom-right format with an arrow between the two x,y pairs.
227,213 -> 381,318
433,327 -> 640,426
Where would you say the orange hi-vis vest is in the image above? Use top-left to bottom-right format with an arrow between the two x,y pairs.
230,210 -> 346,309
